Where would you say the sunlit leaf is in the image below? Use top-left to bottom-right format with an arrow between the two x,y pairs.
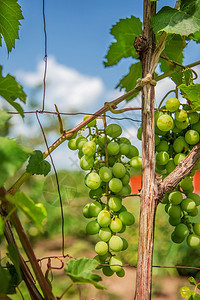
179,84 -> 200,110
170,69 -> 193,86
26,150 -> 51,176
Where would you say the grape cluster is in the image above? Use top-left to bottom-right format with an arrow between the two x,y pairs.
68,116 -> 139,276
138,97 -> 200,248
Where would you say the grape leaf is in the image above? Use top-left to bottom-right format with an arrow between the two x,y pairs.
26,150 -> 51,176
179,83 -> 200,110
170,68 -> 193,86
193,294 -> 200,300
104,16 -> 142,67
116,62 -> 142,100
0,66 -> 26,117
65,258 -> 105,289
0,0 -> 24,53
160,35 -> 186,73
5,262 -> 22,295
0,265 -> 11,294
8,192 -> 47,232
7,244 -> 22,283
188,276 -> 197,286
0,137 -> 31,186
150,0 -> 200,36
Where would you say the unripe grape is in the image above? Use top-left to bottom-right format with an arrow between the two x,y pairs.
166,159 -> 176,174
121,237 -> 128,250
97,135 -> 110,148
119,143 -> 130,155
85,172 -> 101,190
109,178 -> 123,193
108,196 -> 122,212
187,234 -> 200,249
156,151 -> 169,166
109,235 -> 123,252
99,228 -> 112,242
181,198 -> 196,213
130,156 -> 142,169
116,268 -> 125,277
174,153 -> 186,165
83,115 -> 96,127
89,201 -> 102,217
173,136 -> 189,153
168,216 -> 181,226
82,140 -> 96,156
185,129 -> 200,145
137,126 -> 142,140
174,223 -> 189,238
102,266 -> 114,276
108,156 -> 117,167
165,97 -> 180,112
191,121 -> 200,133
155,135 -> 160,146
109,256 -> 122,272
112,163 -> 126,178
89,187 -> 103,200
126,145 -> 139,158
187,193 -> 200,206
95,241 -> 108,256
175,109 -> 188,122
180,177 -> 194,193
188,112 -> 199,124
171,231 -> 185,244
83,203 -> 92,218
86,220 -> 100,235
117,184 -> 131,196
157,114 -> 174,131
168,191 -> 183,205
68,138 -> 77,150
107,142 -> 120,155
188,207 -> 198,216
76,136 -> 88,150
175,118 -> 189,130
118,224 -> 126,233
118,137 -> 131,145
105,124 -> 122,138
156,140 -> 169,152
110,217 -> 123,233
99,166 -> 112,182
80,155 -> 94,170
121,173 -> 130,186
119,211 -> 135,226
193,223 -> 200,236
167,204 -> 182,218
97,210 -> 111,227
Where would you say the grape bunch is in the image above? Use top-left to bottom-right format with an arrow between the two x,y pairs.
138,97 -> 200,248
68,116 -> 139,276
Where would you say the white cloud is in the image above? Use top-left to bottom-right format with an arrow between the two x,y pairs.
16,56 -> 104,111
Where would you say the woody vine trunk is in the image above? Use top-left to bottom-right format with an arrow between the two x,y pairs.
134,1 -> 158,299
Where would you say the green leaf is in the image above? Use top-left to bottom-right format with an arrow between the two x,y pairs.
170,68 -> 193,86
0,215 -> 4,236
6,262 -> 22,295
179,286 -> 193,299
104,16 -> 142,66
0,137 -> 31,186
0,109 -> 11,129
193,294 -> 200,300
7,244 -> 22,283
151,1 -> 200,36
179,84 -> 200,110
0,0 -> 24,53
0,66 -> 26,117
160,35 -> 186,73
116,62 -> 142,100
188,276 -> 197,286
0,265 -> 11,294
26,150 -> 51,176
8,192 -> 47,232
65,258 -> 105,290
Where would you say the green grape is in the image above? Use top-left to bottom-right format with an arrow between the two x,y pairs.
78,150 -> 84,159
119,143 -> 130,155
68,138 -> 77,150
80,155 -> 94,170
83,115 -> 96,127
99,228 -> 112,242
165,97 -> 180,112
171,231 -> 185,244
109,178 -> 123,193
109,236 -> 123,252
109,256 -> 122,272
108,196 -> 122,212
117,184 -> 131,196
174,223 -> 189,238
168,191 -> 183,205
121,237 -> 128,250
97,135 -> 110,148
118,224 -> 126,233
89,187 -> 103,199
102,266 -> 114,277
108,156 -> 117,167
112,163 -> 126,178
166,159 -> 176,174
99,166 -> 112,182
105,124 -> 122,138
188,207 -> 198,216
193,223 -> 200,236
110,217 -> 123,233
181,198 -> 196,213
130,156 -> 142,169
174,153 -> 186,165
83,203 -> 92,218
185,129 -> 200,145
95,241 -> 108,256
76,136 -> 88,150
156,140 -> 169,152
168,216 -> 181,226
187,234 -> 200,249
173,136 -> 189,153
155,111 -> 164,123
188,112 -> 199,124
107,142 -> 120,155
119,211 -> 135,226
97,210 -> 111,227
82,140 -> 96,156
85,172 -> 101,190
116,268 -> 125,277
86,220 -> 100,235
89,201 -> 102,217
118,137 -> 131,144
161,194 -> 169,204
121,173 -> 130,186
137,126 -> 142,140
156,151 -> 169,166
175,118 -> 189,130
126,145 -> 139,159
180,177 -> 194,193
172,126 -> 182,134
157,114 -> 174,131
167,204 -> 182,218
175,109 -> 188,122
187,193 -> 200,206
155,135 -> 160,146
191,121 -> 200,133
